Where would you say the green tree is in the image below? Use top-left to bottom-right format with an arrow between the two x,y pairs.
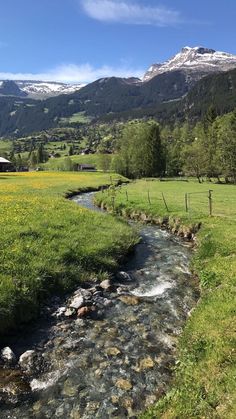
16,154 -> 23,171
63,157 -> 73,171
37,144 -> 45,163
68,145 -> 74,156
29,151 -> 38,168
98,154 -> 111,172
116,120 -> 166,178
217,111 -> 236,183
182,139 -> 206,183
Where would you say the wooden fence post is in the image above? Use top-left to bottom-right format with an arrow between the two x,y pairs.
148,190 -> 151,205
162,192 -> 169,212
208,190 -> 213,216
111,196 -> 115,212
126,190 -> 129,201
185,193 -> 188,212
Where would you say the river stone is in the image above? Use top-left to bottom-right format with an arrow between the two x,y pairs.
111,395 -> 119,404
115,378 -> 133,391
70,409 -> 81,419
1,347 -> 16,365
0,368 -> 31,405
54,306 -> 66,317
136,356 -> 155,372
18,350 -> 38,375
117,271 -> 132,282
69,295 -> 85,310
105,347 -> 121,356
77,305 -> 96,318
118,295 -> 140,305
121,397 -> 133,409
62,379 -> 79,397
99,279 -> 114,291
64,308 -> 76,317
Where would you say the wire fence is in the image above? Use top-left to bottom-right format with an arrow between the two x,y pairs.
103,179 -> 236,219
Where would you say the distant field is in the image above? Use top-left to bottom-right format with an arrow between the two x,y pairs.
0,172 -> 136,335
60,111 -> 92,125
42,153 -> 113,170
44,141 -> 82,157
95,179 -> 236,419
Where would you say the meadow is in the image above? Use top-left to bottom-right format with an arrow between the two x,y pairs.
42,153 -> 112,171
95,179 -> 236,419
0,172 -> 137,335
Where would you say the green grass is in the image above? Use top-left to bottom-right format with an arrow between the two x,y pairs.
95,179 -> 236,419
0,172 -> 137,335
42,153 -> 113,171
60,111 -> 92,125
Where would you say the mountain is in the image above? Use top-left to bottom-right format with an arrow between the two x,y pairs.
1,46 -> 236,136
0,80 -> 84,99
143,46 -> 236,82
0,80 -> 27,97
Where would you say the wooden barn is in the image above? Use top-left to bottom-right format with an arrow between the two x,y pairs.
75,164 -> 97,172
0,157 -> 11,172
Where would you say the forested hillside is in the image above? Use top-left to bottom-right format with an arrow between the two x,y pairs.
1,68 -> 236,137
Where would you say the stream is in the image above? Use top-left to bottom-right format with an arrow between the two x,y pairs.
0,192 -> 199,419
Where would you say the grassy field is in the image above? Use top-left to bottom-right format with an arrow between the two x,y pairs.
42,153 -> 113,171
60,111 -> 92,125
95,179 -> 236,419
0,172 -> 137,335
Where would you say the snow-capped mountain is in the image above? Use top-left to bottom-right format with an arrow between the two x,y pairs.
0,80 -> 84,99
143,47 -> 236,82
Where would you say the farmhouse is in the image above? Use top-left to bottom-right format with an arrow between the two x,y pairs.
77,164 -> 97,171
0,157 -> 11,172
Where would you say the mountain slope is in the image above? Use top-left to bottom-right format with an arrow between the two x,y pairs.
0,81 -> 27,97
1,47 -> 236,136
143,46 -> 236,82
0,80 -> 84,99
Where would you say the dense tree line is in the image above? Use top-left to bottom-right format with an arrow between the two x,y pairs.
162,108 -> 236,183
112,110 -> 236,183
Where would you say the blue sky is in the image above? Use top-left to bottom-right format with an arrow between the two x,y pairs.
0,0 -> 236,83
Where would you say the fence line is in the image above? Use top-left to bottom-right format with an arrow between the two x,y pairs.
105,182 -> 236,218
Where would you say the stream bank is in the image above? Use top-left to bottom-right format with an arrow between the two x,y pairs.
0,192 -> 199,418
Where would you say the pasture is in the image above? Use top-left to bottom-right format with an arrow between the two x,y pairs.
0,172 -> 136,335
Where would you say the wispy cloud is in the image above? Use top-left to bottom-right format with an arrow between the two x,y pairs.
80,0 -> 181,26
0,63 -> 144,84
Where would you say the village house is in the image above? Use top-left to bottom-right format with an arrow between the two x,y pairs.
74,163 -> 97,172
0,157 -> 12,172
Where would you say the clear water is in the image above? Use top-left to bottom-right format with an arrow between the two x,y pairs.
1,192 -> 198,418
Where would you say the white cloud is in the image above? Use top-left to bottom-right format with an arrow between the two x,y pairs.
80,0 -> 181,26
0,63 -> 144,84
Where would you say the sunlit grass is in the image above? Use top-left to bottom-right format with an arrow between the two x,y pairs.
0,172 -> 137,334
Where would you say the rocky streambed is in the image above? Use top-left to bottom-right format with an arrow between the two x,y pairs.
0,192 -> 199,418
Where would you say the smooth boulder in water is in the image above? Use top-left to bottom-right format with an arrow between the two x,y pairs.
1,347 -> 16,365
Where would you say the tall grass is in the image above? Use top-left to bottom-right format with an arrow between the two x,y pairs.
0,172 -> 137,335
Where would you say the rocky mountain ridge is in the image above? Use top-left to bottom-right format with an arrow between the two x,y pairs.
143,46 -> 236,82
0,80 -> 84,99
